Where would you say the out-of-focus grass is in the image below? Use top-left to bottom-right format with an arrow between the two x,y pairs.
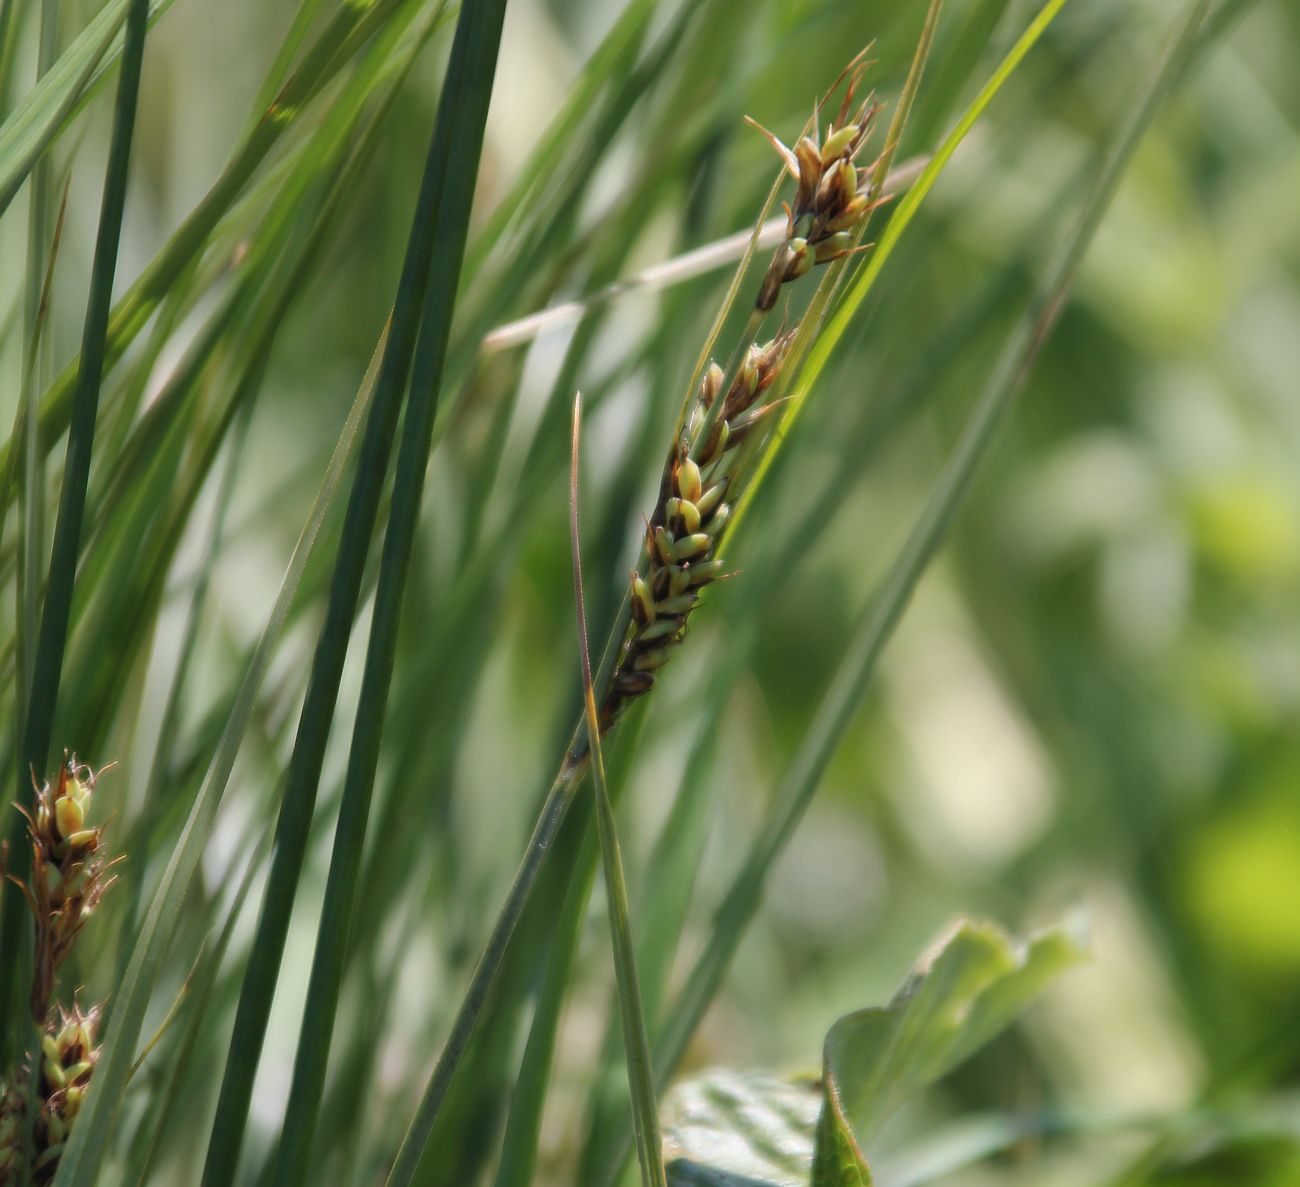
0,0 -> 1296,1184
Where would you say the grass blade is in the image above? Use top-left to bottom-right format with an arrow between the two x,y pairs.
193,5 -> 489,1183
128,828 -> 271,1187
461,0 -> 657,281
270,1 -> 508,1179
479,155 -> 930,355
0,0 -> 170,216
6,179 -> 69,813
16,0 -> 61,723
381,728 -> 588,1183
247,0 -> 328,130
50,322 -> 391,1187
570,393 -> 667,1187
381,21 -> 937,1175
0,0 -> 149,1067
0,0 -> 413,498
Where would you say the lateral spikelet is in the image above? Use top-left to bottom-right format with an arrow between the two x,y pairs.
0,1005 -> 102,1185
600,329 -> 795,731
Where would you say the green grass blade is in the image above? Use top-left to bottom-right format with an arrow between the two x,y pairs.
55,4 -> 439,771
195,9 -> 493,1185
129,828 -> 272,1187
16,0 -> 61,725
490,315 -> 669,1187
908,0 -> 1011,148
461,0 -> 656,280
7,182 -> 69,830
375,18 -> 738,1165
869,0 -> 943,200
0,0 -> 170,216
590,4 -> 1223,1184
0,0 -> 149,1067
50,323 -> 391,1187
379,28 -> 866,1177
382,760 -> 588,1185
571,394 -> 667,1187
377,227 -> 650,1184
247,0 -> 328,129
0,0 -> 19,110
270,1 -> 507,1179
0,0 -> 413,497
577,633 -> 748,1181
491,823 -> 602,1187
107,401 -> 253,994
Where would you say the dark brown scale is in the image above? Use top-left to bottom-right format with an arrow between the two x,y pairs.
614,671 -> 655,695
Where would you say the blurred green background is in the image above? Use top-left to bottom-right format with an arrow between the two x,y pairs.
2,0 -> 1298,1183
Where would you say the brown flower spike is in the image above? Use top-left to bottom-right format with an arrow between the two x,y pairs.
593,61 -> 885,736
599,329 -> 796,732
750,64 -> 887,312
8,759 -> 116,1023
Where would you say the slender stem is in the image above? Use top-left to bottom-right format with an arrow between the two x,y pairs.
478,155 -> 930,355
196,28 -> 472,1187
18,0 -> 60,719
383,759 -> 585,1187
570,395 -> 667,1187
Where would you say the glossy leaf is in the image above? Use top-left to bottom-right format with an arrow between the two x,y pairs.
657,920 -> 1083,1187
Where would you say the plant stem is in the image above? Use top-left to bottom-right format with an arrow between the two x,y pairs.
570,394 -> 667,1187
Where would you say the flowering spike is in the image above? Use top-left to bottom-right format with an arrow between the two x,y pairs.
631,572 -> 656,626
9,759 -> 116,1023
751,65 -> 884,310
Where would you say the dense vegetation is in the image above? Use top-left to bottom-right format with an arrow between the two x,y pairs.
0,0 -> 1295,1184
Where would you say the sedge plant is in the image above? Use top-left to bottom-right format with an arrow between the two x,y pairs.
0,1 -> 1284,1185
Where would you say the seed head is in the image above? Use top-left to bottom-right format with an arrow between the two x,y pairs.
8,759 -> 117,1023
1,1004 -> 103,1184
599,331 -> 797,731
749,65 -> 888,311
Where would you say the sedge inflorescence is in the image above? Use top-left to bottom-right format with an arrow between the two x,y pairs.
12,759 -> 116,1023
0,1006 -> 101,1185
596,62 -> 884,734
1,758 -> 114,1186
752,64 -> 886,312
599,330 -> 794,732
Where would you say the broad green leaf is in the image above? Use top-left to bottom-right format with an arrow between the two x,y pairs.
809,919 -> 1086,1187
663,1069 -> 820,1187
658,919 -> 1083,1187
